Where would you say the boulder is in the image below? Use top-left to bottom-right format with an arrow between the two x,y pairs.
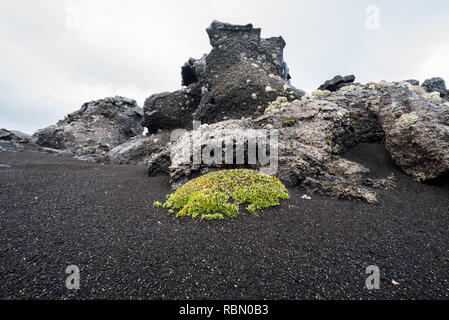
109,131 -> 171,165
142,83 -> 202,134
0,128 -> 37,152
318,75 -> 356,92
378,87 -> 449,181
404,79 -> 420,86
421,77 -> 447,97
33,96 -> 143,161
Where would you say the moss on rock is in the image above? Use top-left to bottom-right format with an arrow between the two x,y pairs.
154,169 -> 290,220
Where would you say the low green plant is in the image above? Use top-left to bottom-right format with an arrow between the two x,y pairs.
153,201 -> 162,208
154,169 -> 290,220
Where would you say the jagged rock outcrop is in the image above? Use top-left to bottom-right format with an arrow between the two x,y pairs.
318,75 -> 356,92
33,96 -> 143,162
194,21 -> 304,124
142,21 -> 304,133
377,86 -> 449,181
0,129 -> 33,152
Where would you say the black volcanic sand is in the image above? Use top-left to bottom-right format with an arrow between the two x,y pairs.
0,143 -> 448,299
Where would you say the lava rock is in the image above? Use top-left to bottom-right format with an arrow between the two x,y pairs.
0,128 -> 35,152
142,21 -> 304,133
33,96 -> 143,160
378,87 -> 449,180
150,99 -> 382,202
421,77 -> 447,97
109,131 -> 171,165
143,83 -> 202,134
404,79 -> 420,86
318,75 -> 356,92
195,21 -> 304,124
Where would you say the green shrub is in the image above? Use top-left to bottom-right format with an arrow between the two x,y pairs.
155,169 -> 289,220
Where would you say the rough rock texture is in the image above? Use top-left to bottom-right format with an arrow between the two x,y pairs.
405,79 -> 420,86
148,98 -> 392,202
194,21 -> 304,124
318,75 -> 356,92
317,83 -> 385,145
142,21 -> 304,133
378,87 -> 449,181
0,128 -> 32,152
25,20 -> 449,203
33,96 -> 143,161
146,77 -> 449,202
109,131 -> 171,165
143,83 -> 202,134
421,77 -> 447,97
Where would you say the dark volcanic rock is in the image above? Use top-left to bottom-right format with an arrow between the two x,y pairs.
195,21 -> 304,124
421,77 -> 447,97
142,83 -> 202,134
142,21 -> 304,133
33,96 -> 143,161
378,86 -> 449,180
404,79 -> 420,86
318,75 -> 356,92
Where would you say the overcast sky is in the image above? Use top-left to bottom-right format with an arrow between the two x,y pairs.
1,0 -> 448,134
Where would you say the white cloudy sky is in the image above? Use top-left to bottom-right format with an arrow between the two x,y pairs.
1,0 -> 448,134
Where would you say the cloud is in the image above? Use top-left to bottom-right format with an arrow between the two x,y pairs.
0,0 -> 448,134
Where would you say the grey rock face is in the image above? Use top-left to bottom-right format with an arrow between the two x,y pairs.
147,78 -> 449,201
0,128 -> 30,141
318,75 -> 356,92
0,129 -> 14,140
0,128 -> 35,152
142,20 -> 304,133
33,96 -> 143,161
109,131 -> 171,165
149,99 -> 387,202
319,84 -> 385,145
421,77 -> 447,97
378,87 -> 449,180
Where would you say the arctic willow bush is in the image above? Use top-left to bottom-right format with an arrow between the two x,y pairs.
154,169 -> 290,220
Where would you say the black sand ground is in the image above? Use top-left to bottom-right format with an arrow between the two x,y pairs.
0,143 -> 448,299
